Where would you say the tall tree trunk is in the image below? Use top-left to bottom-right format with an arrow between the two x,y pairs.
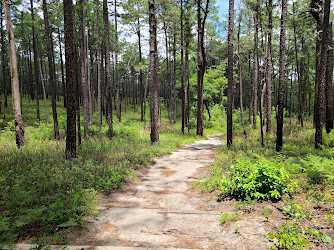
276,0 -> 288,152
30,0 -> 40,123
3,0 -> 25,148
315,0 -> 331,147
96,0 -> 102,131
252,1 -> 259,129
42,0 -> 59,140
292,2 -> 303,127
180,0 -> 185,134
114,0 -> 120,123
326,23 -> 334,133
163,22 -> 172,126
1,3 -> 7,111
64,0 -> 77,159
79,0 -> 89,137
58,27 -> 66,108
196,0 -> 209,136
138,18 -> 144,122
227,0 -> 234,147
149,0 -> 159,143
237,9 -> 243,124
266,0 -> 272,132
173,24 -> 177,124
103,0 -> 113,139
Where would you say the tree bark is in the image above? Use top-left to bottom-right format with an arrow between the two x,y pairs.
42,0 -> 59,140
180,0 -> 185,134
96,0 -> 102,131
114,0 -> 120,123
196,0 -> 209,137
3,0 -> 25,148
30,0 -> 41,123
315,0 -> 331,147
58,27 -> 66,108
326,23 -> 334,133
266,0 -> 272,132
79,0 -> 89,137
138,18 -> 144,122
103,0 -> 113,139
149,0 -> 159,143
252,1 -> 259,129
292,2 -> 303,128
227,0 -> 234,147
237,8 -> 243,124
276,0 -> 288,152
64,0 -> 77,159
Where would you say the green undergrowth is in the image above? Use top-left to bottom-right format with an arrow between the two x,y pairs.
0,97 -> 222,246
196,117 -> 334,249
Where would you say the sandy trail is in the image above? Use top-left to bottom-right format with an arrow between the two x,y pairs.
67,134 -> 271,249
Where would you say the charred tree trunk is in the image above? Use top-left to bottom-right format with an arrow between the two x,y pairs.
149,0 -> 159,143
64,0 -> 77,159
276,0 -> 288,152
227,0 -> 234,147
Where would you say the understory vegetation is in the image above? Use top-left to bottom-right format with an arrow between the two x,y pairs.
196,112 -> 334,249
0,96 -> 222,246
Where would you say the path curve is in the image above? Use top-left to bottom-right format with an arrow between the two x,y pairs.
67,134 -> 270,249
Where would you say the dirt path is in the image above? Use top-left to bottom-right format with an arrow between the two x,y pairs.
67,134 -> 271,249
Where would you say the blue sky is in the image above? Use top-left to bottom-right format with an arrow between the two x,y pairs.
216,0 -> 229,17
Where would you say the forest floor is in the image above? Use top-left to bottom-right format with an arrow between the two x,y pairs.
62,134 -> 273,249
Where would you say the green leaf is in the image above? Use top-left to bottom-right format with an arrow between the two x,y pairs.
322,235 -> 331,243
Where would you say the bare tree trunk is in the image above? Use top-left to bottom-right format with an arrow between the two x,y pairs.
276,0 -> 288,152
64,0 -> 77,159
196,0 -> 209,137
292,3 -> 303,128
30,0 -> 40,123
58,27 -> 66,108
315,0 -> 330,147
180,0 -> 185,134
103,0 -> 113,139
96,0 -> 102,131
79,0 -> 89,137
326,23 -> 334,133
3,0 -> 25,148
237,8 -> 243,124
252,1 -> 259,129
172,24 -> 177,124
149,0 -> 159,143
114,0 -> 120,123
266,0 -> 272,132
42,0 -> 59,140
138,18 -> 144,122
227,0 -> 234,147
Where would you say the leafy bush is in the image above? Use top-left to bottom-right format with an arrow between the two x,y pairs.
300,154 -> 334,184
265,221 -> 331,250
218,159 -> 296,201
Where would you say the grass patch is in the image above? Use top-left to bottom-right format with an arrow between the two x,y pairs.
0,96 -> 220,246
